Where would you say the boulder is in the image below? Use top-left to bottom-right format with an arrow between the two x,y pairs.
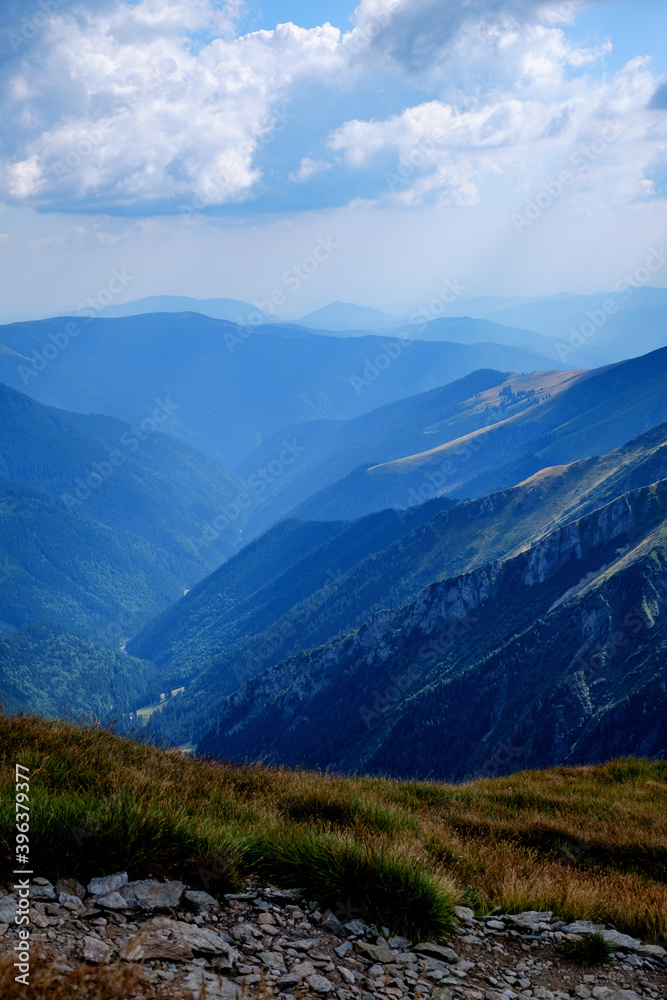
599,928 -> 642,952
414,941 -> 460,963
353,940 -> 395,963
87,872 -> 128,896
183,889 -> 220,915
119,879 -> 186,911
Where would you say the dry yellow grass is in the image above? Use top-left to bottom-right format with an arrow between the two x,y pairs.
1,714 -> 666,948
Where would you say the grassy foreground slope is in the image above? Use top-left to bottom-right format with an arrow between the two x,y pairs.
1,714 -> 666,943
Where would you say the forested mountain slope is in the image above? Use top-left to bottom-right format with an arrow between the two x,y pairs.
203,477 -> 667,777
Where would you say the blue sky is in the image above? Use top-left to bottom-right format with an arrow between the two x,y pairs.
0,0 -> 666,321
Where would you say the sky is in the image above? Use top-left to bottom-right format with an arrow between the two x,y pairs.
0,0 -> 666,321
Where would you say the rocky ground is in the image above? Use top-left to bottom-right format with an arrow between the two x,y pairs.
1,875 -> 666,999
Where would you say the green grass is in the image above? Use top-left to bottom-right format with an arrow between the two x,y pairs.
1,713 -> 667,943
243,830 -> 452,939
560,932 -> 616,966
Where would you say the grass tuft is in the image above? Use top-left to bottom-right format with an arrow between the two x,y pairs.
243,829 -> 454,939
560,932 -> 616,966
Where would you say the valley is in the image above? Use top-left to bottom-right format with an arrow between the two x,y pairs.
2,3 -> 667,996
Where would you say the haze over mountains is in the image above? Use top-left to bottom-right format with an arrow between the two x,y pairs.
0,311 -> 575,467
1,292 -> 666,775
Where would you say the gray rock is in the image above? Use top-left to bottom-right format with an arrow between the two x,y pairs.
257,949 -> 286,971
338,965 -> 356,984
393,951 -> 419,964
191,934 -> 237,964
640,943 -> 666,957
29,908 -> 49,928
454,906 -> 475,924
82,935 -> 113,963
87,872 -> 128,896
307,973 -> 334,994
95,891 -> 129,911
414,941 -> 460,963
320,911 -> 345,936
506,911 -> 553,929
56,878 -> 86,900
455,959 -> 475,972
59,891 -> 84,911
0,897 -> 17,924
276,973 -> 304,988
353,940 -> 395,963
121,918 -> 191,962
30,881 -> 56,901
181,969 -> 243,999
591,990 -> 647,1000
119,879 -> 186,911
562,920 -> 605,935
486,919 -> 505,931
183,890 -> 220,915
599,929 -> 642,952
344,918 -> 368,935
291,960 -> 316,976
388,934 -> 413,949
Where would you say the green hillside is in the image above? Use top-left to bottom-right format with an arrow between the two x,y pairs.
0,383 -> 248,575
0,475 -> 189,641
202,477 -> 667,778
0,624 -> 159,722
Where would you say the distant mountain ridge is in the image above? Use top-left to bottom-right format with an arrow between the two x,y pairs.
96,295 -> 262,323
0,312 -> 570,469
295,347 -> 667,521
201,465 -> 667,777
296,301 -> 403,330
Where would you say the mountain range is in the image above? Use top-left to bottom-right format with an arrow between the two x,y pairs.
0,312 -> 567,469
1,301 -> 666,777
129,354 -> 667,755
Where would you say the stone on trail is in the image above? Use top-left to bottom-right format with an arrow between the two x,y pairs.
183,889 -> 221,915
87,872 -> 128,896
413,941 -> 460,963
82,935 -> 113,964
119,878 -> 186,911
95,891 -> 129,911
308,973 -> 335,994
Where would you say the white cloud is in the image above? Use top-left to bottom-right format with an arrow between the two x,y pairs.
328,20 -> 663,213
0,0 -> 660,222
346,0 -> 601,71
0,232 -> 9,243
0,1 -> 346,211
289,157 -> 332,183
